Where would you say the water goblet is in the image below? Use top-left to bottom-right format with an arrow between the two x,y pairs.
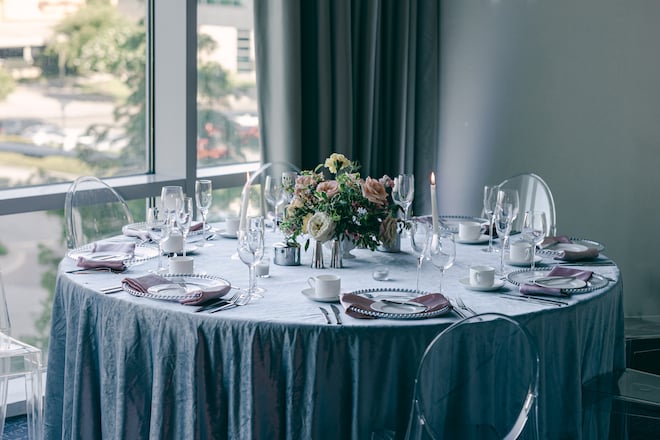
161,185 -> 184,216
482,185 -> 498,253
237,224 -> 265,300
176,197 -> 193,257
146,206 -> 166,273
494,189 -> 520,275
393,174 -> 415,223
410,219 -> 431,293
264,176 -> 285,232
521,210 -> 547,270
195,179 -> 213,243
428,231 -> 456,293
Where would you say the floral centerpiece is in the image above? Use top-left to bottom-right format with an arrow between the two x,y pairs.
280,153 -> 405,252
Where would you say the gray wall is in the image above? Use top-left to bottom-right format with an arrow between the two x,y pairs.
436,0 -> 660,316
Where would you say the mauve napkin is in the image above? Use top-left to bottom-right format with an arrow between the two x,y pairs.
189,221 -> 204,232
76,241 -> 136,271
122,224 -> 150,240
520,267 -> 593,297
121,273 -> 231,306
340,293 -> 449,319
540,236 -> 599,261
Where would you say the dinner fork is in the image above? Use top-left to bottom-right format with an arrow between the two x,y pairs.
456,297 -> 478,316
208,290 -> 250,313
447,297 -> 467,319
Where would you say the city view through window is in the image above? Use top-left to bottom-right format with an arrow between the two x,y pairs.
0,0 -> 259,358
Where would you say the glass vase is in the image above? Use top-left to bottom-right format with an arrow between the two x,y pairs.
330,238 -> 343,268
311,240 -> 324,269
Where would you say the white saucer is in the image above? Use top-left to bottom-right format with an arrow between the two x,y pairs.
219,230 -> 238,239
459,278 -> 505,292
456,234 -> 490,245
301,287 -> 339,303
504,255 -> 543,267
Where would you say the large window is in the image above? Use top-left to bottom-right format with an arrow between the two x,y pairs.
0,0 -> 260,360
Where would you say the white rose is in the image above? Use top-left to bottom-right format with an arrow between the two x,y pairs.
306,212 -> 336,242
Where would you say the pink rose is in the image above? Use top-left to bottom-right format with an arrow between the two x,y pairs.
361,177 -> 388,206
317,180 -> 339,199
379,175 -> 395,189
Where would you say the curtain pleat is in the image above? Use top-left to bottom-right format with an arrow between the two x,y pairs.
254,0 -> 440,215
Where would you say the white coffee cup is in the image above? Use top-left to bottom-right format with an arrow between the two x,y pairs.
509,241 -> 533,263
458,221 -> 482,241
307,274 -> 341,298
469,265 -> 495,287
225,216 -> 240,236
169,255 -> 194,273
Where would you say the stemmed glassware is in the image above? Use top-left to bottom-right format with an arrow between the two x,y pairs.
393,174 -> 415,224
410,219 -> 431,293
176,197 -> 193,257
521,210 -> 547,270
428,231 -> 456,293
494,189 -> 520,275
237,217 -> 265,300
195,179 -> 213,243
264,175 -> 286,232
161,186 -> 184,216
146,206 -> 166,273
482,185 -> 498,253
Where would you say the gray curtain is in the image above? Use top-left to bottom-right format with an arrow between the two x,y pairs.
254,0 -> 441,216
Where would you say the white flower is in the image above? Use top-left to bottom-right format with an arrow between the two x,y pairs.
306,212 -> 336,242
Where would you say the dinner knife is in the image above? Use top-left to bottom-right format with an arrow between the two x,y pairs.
319,307 -> 332,324
499,294 -> 566,307
330,304 -> 343,325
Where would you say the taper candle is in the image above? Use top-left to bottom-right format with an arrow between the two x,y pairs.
430,172 -> 439,234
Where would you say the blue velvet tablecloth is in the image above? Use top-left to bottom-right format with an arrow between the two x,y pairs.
44,225 -> 624,439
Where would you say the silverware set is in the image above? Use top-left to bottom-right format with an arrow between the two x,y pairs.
319,305 -> 342,325
447,297 -> 477,319
195,290 -> 250,313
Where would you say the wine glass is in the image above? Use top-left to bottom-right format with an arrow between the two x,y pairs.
494,189 -> 520,275
161,186 -> 184,216
410,218 -> 431,293
176,197 -> 193,257
392,174 -> 415,223
482,185 -> 498,253
264,176 -> 285,232
195,179 -> 213,243
521,210 -> 547,270
237,221 -> 265,300
146,206 -> 166,273
428,231 -> 456,293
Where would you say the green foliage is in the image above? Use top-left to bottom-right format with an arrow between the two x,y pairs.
0,242 -> 7,256
0,67 -> 15,101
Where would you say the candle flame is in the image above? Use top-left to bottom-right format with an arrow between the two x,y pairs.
430,172 -> 436,185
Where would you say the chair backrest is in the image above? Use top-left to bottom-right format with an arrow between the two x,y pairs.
498,173 -> 556,236
64,176 -> 134,249
406,313 -> 539,440
240,161 -> 300,222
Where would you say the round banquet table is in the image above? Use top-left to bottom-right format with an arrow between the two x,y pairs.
44,224 -> 624,440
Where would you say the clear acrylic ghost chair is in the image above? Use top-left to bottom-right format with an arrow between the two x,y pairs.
0,266 -> 43,439
582,368 -> 660,439
406,313 -> 539,440
498,173 -> 556,236
64,176 -> 134,249
239,161 -> 300,230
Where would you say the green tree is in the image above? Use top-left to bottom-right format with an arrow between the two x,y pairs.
0,66 -> 15,101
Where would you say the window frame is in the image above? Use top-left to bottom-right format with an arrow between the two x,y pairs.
0,0 -> 258,217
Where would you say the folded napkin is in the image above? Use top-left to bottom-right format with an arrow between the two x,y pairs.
340,293 -> 449,319
189,221 -> 204,232
122,224 -> 150,240
75,241 -> 136,272
540,236 -> 599,261
520,267 -> 593,297
121,273 -> 231,306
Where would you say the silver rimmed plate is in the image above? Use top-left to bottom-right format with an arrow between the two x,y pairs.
345,287 -> 450,320
506,268 -> 608,293
67,243 -> 159,266
533,276 -> 587,289
569,237 -> 605,252
124,273 -> 230,301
